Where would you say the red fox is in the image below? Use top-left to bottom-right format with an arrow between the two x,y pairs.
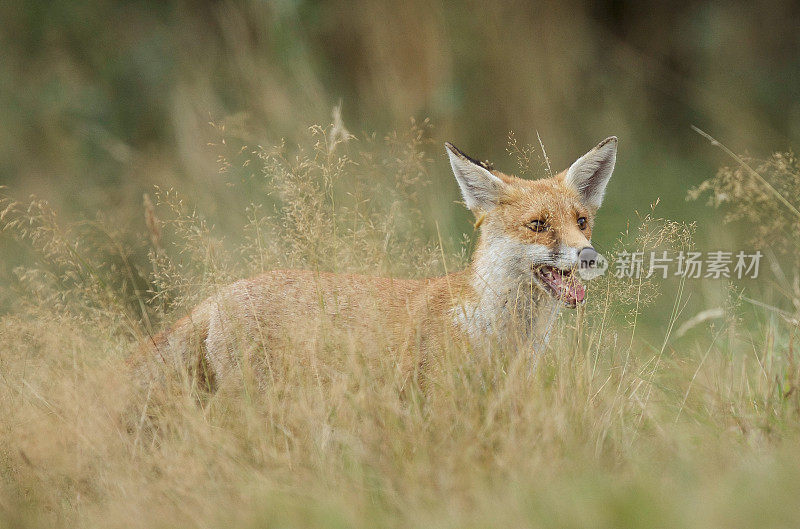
140,137 -> 617,391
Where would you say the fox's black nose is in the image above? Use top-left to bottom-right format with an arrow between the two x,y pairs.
579,247 -> 599,268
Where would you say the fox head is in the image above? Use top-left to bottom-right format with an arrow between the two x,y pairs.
445,137 -> 617,308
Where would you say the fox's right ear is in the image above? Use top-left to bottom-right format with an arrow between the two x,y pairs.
446,142 -> 506,212
563,136 -> 617,210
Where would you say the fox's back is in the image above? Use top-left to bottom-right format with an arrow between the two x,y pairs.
195,269 -> 437,387
208,268 -> 426,338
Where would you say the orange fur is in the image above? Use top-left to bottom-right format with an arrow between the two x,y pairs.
136,137 -> 618,390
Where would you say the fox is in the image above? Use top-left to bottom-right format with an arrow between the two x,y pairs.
138,137 -> 617,391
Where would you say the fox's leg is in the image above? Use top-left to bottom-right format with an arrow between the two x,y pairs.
205,300 -> 278,392
205,303 -> 244,391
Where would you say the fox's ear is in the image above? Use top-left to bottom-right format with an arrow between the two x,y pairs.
564,136 -> 617,210
446,142 -> 506,212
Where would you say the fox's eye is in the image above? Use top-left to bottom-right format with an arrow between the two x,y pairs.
577,217 -> 587,230
527,220 -> 547,232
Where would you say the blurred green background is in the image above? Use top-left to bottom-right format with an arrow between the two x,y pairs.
2,0 -> 798,333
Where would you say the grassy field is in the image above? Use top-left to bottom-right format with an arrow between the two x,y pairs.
3,1 -> 800,527
2,124 -> 800,528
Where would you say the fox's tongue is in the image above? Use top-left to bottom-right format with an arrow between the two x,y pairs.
547,268 -> 586,304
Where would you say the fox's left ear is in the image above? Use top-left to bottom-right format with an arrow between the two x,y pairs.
563,136 -> 617,210
445,142 -> 507,212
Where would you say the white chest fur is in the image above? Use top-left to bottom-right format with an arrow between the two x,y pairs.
452,236 -> 562,352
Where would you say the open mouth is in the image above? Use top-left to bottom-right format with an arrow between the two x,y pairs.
534,266 -> 586,308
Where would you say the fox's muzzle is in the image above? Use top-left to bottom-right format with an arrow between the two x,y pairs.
578,246 -> 599,269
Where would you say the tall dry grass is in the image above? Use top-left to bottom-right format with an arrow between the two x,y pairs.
1,124 -> 800,528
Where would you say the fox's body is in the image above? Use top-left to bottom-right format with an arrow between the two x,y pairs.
140,137 -> 617,390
